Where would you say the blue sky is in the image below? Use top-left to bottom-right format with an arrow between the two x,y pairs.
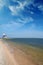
0,0 -> 43,38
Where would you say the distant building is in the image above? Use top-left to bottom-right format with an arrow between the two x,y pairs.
2,33 -> 7,38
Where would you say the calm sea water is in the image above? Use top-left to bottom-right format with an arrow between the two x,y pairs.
5,38 -> 43,49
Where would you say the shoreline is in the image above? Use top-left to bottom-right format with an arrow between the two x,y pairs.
0,39 -> 43,65
3,39 -> 43,65
0,39 -> 18,65
2,39 -> 35,65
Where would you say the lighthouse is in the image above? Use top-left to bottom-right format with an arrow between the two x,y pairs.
2,33 -> 7,38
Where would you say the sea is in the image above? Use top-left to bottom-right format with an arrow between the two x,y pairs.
5,38 -> 43,49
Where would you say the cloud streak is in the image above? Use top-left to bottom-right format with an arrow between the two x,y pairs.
0,0 -> 5,9
8,1 -> 27,15
17,17 -> 34,24
0,0 -> 43,38
38,5 -> 43,11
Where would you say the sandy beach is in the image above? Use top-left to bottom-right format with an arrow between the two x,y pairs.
0,39 -> 43,65
0,39 -> 18,65
0,39 -> 36,65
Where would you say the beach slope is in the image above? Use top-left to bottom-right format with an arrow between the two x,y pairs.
0,39 -> 36,65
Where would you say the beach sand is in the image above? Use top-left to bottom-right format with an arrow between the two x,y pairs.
0,39 -> 18,65
0,39 -> 43,65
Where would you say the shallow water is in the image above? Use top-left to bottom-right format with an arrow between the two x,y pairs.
5,38 -> 43,49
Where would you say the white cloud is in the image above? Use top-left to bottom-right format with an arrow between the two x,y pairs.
16,1 -> 27,10
0,22 -> 43,38
38,5 -> 43,11
9,6 -> 18,15
10,21 -> 23,27
33,3 -> 43,12
30,11 -> 34,14
8,0 -> 34,15
0,17 -> 34,31
8,1 -> 27,15
17,17 -> 34,24
0,21 -> 23,30
0,0 -> 5,9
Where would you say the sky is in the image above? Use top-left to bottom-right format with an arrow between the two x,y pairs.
0,0 -> 43,38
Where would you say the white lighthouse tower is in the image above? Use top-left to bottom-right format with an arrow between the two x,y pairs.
2,33 -> 7,38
